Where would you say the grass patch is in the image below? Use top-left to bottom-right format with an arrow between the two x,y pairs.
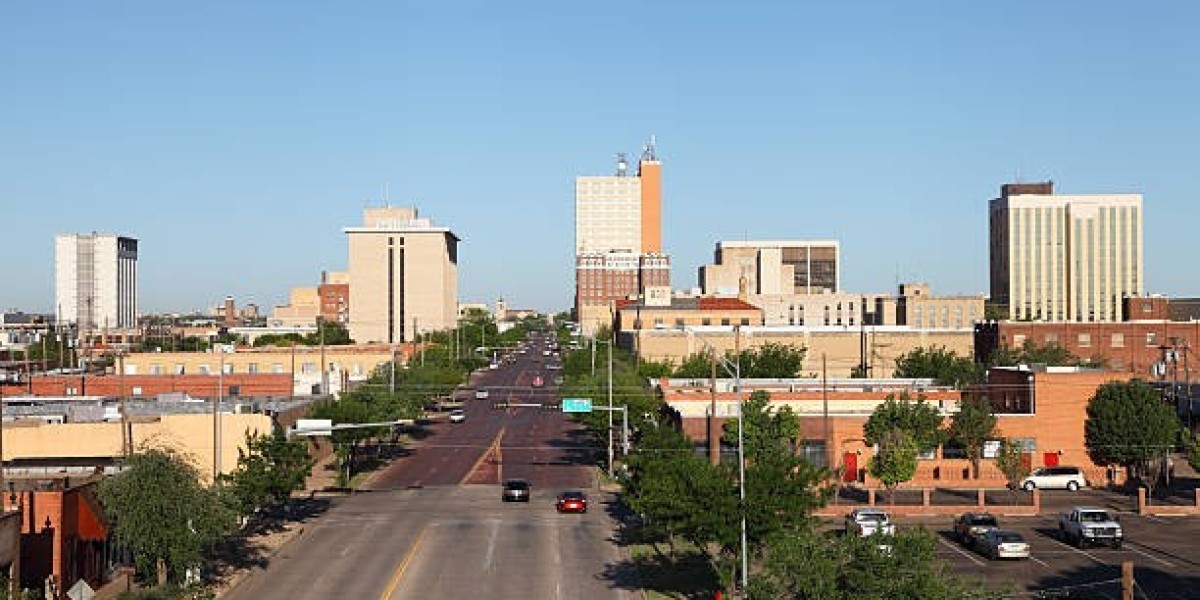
629,541 -> 721,600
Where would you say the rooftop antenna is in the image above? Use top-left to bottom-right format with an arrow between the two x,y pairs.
642,135 -> 658,161
384,183 -> 390,206
616,153 -> 629,177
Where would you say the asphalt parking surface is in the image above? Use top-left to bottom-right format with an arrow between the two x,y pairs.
913,507 -> 1200,598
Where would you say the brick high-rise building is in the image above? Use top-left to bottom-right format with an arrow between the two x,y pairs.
989,182 -> 1143,322
574,139 -> 669,334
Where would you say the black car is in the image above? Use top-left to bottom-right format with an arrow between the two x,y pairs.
502,479 -> 531,502
953,512 -> 999,546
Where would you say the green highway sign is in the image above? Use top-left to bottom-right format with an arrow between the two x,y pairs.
561,398 -> 593,413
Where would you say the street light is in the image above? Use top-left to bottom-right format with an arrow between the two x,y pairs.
688,326 -> 749,598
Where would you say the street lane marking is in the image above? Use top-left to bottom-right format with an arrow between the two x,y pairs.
378,525 -> 428,600
461,427 -> 506,485
483,519 -> 499,572
1030,555 -> 1050,567
938,537 -> 984,566
1124,544 -> 1175,568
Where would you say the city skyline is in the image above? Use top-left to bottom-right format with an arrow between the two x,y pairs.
3,2 -> 1198,315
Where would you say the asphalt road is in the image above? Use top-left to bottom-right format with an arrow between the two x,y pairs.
225,335 -> 630,600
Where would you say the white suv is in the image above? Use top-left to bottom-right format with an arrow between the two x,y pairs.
1021,466 -> 1087,491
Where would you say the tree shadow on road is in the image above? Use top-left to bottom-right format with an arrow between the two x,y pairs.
595,494 -> 721,600
204,495 -> 336,583
1027,561 -> 1200,600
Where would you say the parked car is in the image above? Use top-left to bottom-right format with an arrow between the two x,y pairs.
502,479 -> 531,502
1020,466 -> 1087,491
475,389 -> 490,400
555,490 -> 588,513
978,529 -> 1031,560
448,409 -> 466,423
953,512 -> 999,547
845,508 -> 895,537
1058,507 -> 1123,548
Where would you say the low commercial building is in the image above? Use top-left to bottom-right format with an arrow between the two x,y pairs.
657,366 -> 1130,489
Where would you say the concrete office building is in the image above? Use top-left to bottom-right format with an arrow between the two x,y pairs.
346,206 -> 459,343
55,233 -> 138,331
989,182 -> 1143,322
699,240 -> 839,297
574,139 -> 668,334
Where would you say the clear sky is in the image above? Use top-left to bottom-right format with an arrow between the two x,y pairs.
2,1 -> 1197,315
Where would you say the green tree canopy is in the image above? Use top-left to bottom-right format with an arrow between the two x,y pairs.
948,397 -> 997,479
892,346 -> 982,387
996,438 -> 1031,491
868,429 -> 918,496
1084,379 -> 1180,483
863,392 -> 945,454
99,449 -> 235,586
990,340 -> 1081,367
222,432 -> 315,517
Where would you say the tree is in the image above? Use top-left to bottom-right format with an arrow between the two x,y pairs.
948,397 -> 997,479
738,343 -> 806,379
868,430 -> 918,499
673,352 -> 714,379
1084,380 -> 1180,491
99,449 -> 235,586
306,320 -> 353,346
753,528 -> 999,600
863,392 -> 945,454
995,438 -> 1031,491
892,346 -> 981,387
223,431 -> 315,518
990,340 -> 1081,367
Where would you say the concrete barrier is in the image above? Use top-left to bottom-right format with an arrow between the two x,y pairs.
816,487 -> 1040,517
1137,487 -> 1200,516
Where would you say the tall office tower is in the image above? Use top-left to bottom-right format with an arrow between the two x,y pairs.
698,240 -> 840,296
989,182 -> 1143,322
55,233 -> 139,331
574,139 -> 668,334
346,206 -> 459,343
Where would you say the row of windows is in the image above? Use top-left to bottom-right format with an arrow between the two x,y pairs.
133,362 -> 369,376
639,317 -> 754,328
1010,331 -> 1166,348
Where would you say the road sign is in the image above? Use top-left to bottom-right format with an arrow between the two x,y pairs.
562,398 -> 593,413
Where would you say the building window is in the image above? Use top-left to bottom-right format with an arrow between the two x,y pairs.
1078,333 -> 1091,347
353,363 -> 363,376
1045,333 -> 1058,344
131,386 -> 143,396
702,318 -> 711,326
149,364 -> 163,375
1146,332 -> 1158,347
248,363 -> 259,374
301,362 -> 317,374
1111,333 -> 1124,348
653,318 -> 663,327
174,364 -> 185,375
721,318 -> 731,326
223,362 -> 234,375
272,363 -> 284,374
675,318 -> 685,327
1013,334 -> 1026,347
198,364 -> 211,375
740,318 -> 750,326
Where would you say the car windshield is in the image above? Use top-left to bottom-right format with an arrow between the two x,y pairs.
561,491 -> 585,500
857,512 -> 888,523
970,516 -> 998,526
996,532 -> 1024,542
1080,511 -> 1111,522
504,480 -> 530,490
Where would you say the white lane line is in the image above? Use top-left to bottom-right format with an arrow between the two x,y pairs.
938,537 -> 985,566
1030,555 -> 1050,568
1048,536 -> 1105,564
483,519 -> 499,572
1124,544 -> 1175,568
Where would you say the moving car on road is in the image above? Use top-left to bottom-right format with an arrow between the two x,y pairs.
502,479 -> 531,502
448,409 -> 466,423
1020,466 -> 1087,491
475,389 -> 489,400
953,512 -> 999,547
555,490 -> 588,513
978,530 -> 1030,560
532,375 -> 545,388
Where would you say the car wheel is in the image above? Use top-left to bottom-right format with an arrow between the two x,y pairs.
1023,481 -> 1036,491
1067,481 -> 1080,491
1075,534 -> 1086,549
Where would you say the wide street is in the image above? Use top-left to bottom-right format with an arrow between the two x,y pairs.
225,335 -> 636,600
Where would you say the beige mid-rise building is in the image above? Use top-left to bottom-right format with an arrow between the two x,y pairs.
346,207 -> 459,343
699,240 -> 839,296
270,287 -> 320,327
989,182 -> 1143,322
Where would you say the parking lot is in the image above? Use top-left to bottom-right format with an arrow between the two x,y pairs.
828,488 -> 1200,598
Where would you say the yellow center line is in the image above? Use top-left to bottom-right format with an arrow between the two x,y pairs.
378,525 -> 429,600
460,426 -> 506,485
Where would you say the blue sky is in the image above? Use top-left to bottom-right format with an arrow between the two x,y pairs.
2,1 -> 1197,314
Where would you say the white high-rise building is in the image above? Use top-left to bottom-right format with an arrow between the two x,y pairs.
989,182 -> 1143,322
55,233 -> 139,330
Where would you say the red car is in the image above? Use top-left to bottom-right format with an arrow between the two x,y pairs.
555,491 -> 587,513
532,375 -> 545,388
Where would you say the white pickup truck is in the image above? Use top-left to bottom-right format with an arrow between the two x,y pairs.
1058,507 -> 1123,549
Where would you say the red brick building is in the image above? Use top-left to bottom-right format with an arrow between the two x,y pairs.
1,373 -> 292,399
2,480 -> 113,595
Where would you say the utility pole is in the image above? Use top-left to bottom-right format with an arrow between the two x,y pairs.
1121,560 -> 1134,600
709,350 -> 720,466
734,325 -> 748,598
822,352 -> 830,469
319,317 -> 327,396
1185,339 -> 1193,431
214,349 -> 224,483
289,342 -> 296,402
607,338 -> 614,475
119,353 -> 130,457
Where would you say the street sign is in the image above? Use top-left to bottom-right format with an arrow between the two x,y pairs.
562,398 -> 593,413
